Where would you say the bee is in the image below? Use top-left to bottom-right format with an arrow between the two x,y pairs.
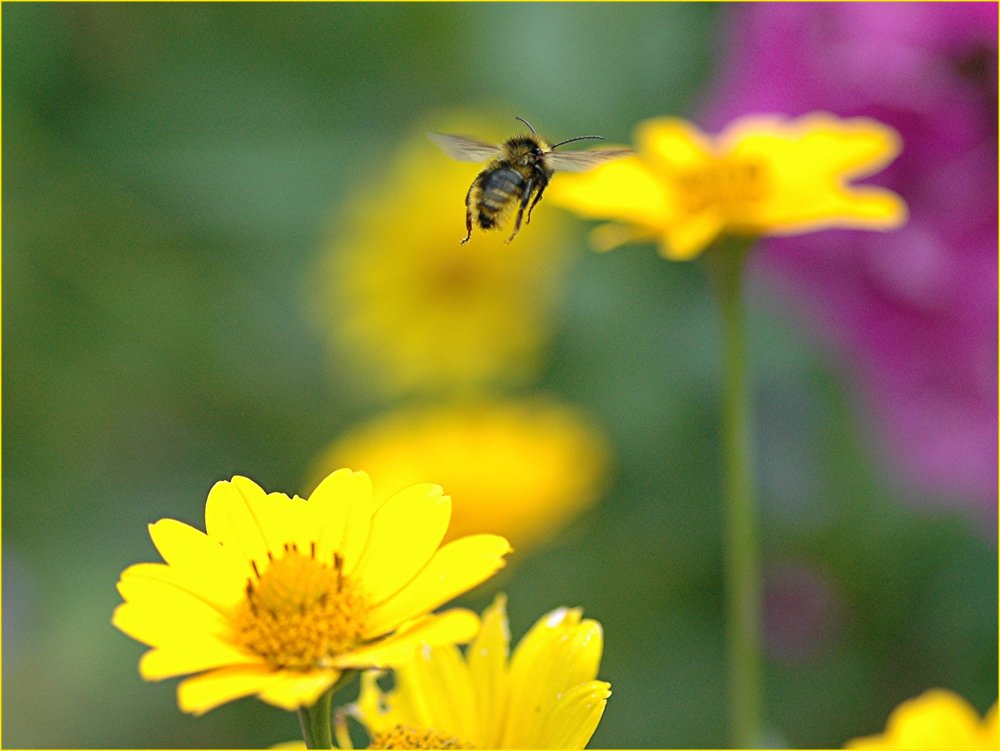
429,116 -> 631,244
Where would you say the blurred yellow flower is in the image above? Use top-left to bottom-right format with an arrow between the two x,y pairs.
352,593 -> 610,749
309,398 -> 610,553
549,112 -> 907,260
112,469 -> 511,715
846,689 -> 998,749
311,114 -> 571,399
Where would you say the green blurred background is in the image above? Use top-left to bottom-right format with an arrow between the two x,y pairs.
3,3 -> 995,749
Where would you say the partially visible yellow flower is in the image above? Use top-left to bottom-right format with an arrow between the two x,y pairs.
846,689 -> 998,749
549,112 -> 907,260
112,469 -> 511,715
352,593 -> 610,749
311,113 -> 571,399
309,398 -> 610,553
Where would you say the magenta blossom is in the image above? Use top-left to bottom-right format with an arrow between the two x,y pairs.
703,4 -> 997,524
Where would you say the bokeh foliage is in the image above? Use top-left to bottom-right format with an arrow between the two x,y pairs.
3,4 -> 994,748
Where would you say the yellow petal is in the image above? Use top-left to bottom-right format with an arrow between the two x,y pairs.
588,222 -> 660,253
204,477 -> 271,572
502,609 -> 604,747
660,209 -> 726,260
281,493 -> 318,558
757,184 -> 908,234
248,488 -> 309,560
767,113 -> 901,179
555,620 -> 604,688
352,483 -> 452,604
364,534 -> 511,638
984,702 -> 998,746
256,669 -> 341,711
119,563 -> 239,616
724,114 -> 906,233
540,680 -> 611,749
845,689 -> 991,749
177,664 -> 290,716
395,642 -> 479,743
549,158 -> 671,227
717,114 -> 789,154
635,117 -> 713,169
230,476 -> 298,552
307,468 -> 374,571
468,593 -> 512,746
146,519 -> 248,608
113,568 -> 231,646
139,639 -> 260,680
886,689 -> 986,748
357,670 -> 398,733
335,608 -> 479,669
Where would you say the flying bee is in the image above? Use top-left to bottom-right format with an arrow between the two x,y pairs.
429,116 -> 632,244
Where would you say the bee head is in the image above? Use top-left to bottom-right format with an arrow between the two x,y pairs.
514,116 -> 604,152
513,116 -> 548,153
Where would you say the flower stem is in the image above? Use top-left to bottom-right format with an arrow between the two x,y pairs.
298,671 -> 357,749
704,238 -> 763,748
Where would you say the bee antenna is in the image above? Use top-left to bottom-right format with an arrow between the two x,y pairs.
551,134 -> 606,149
514,116 -> 538,135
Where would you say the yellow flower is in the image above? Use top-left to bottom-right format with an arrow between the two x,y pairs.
548,112 -> 907,260
351,593 -> 610,749
112,469 -> 512,715
308,398 -> 610,553
310,113 -> 571,399
846,689 -> 998,749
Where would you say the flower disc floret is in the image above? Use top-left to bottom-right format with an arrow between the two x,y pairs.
369,725 -> 475,749
233,549 -> 369,669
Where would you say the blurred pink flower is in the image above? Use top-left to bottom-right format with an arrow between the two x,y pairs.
703,4 -> 997,523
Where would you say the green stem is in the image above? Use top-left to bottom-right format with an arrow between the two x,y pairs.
297,670 -> 357,749
704,238 -> 763,748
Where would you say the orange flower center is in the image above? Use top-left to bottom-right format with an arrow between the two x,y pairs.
368,724 -> 475,749
674,156 -> 769,221
232,546 -> 369,669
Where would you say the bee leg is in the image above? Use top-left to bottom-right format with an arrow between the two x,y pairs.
462,210 -> 473,244
461,182 -> 475,244
525,172 -> 548,225
507,177 -> 536,243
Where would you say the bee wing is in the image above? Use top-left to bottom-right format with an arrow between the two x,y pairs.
547,148 -> 634,173
428,133 -> 505,163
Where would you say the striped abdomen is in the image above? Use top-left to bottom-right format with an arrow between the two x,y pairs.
470,166 -> 526,229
